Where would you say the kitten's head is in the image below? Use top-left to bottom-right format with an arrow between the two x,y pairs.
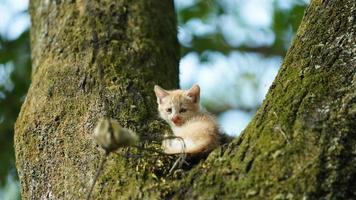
154,84 -> 200,127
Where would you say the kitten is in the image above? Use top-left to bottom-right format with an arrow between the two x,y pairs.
154,84 -> 221,155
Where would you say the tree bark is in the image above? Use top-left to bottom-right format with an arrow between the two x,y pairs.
15,0 -> 179,199
15,0 -> 356,199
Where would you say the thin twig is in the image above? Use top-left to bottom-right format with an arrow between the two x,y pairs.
165,136 -> 187,173
87,136 -> 187,200
86,151 -> 109,200
169,157 -> 183,174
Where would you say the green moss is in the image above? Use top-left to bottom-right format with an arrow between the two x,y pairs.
15,0 -> 180,199
15,0 -> 356,199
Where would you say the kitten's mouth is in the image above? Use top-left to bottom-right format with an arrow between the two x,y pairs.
172,119 -> 183,126
173,121 -> 183,126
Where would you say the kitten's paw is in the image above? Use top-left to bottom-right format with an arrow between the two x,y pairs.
162,139 -> 185,154
164,148 -> 175,154
162,139 -> 181,154
162,139 -> 170,148
162,139 -> 172,154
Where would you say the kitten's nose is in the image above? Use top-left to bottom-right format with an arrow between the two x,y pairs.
171,116 -> 181,124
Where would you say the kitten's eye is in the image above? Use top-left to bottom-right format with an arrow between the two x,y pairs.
166,108 -> 172,113
179,108 -> 187,113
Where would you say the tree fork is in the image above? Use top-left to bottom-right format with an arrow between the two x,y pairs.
15,0 -> 356,199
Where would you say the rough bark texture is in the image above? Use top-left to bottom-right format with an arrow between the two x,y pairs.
172,1 -> 356,199
15,0 -> 356,199
15,0 -> 179,199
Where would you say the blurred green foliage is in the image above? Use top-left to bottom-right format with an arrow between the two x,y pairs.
0,30 -> 31,186
176,0 -> 308,115
178,0 -> 308,58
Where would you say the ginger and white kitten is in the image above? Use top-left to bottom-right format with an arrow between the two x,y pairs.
154,84 -> 220,155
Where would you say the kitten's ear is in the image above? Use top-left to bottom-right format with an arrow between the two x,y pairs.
186,84 -> 200,103
154,85 -> 169,104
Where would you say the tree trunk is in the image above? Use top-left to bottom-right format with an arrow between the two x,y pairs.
15,0 -> 179,199
15,0 -> 356,200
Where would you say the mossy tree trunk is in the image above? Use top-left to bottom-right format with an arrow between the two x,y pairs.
15,0 -> 179,199
15,0 -> 356,199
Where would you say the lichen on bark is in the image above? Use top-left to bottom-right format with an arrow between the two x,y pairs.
15,0 -> 356,199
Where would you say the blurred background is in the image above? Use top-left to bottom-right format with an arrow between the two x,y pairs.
0,0 -> 309,199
